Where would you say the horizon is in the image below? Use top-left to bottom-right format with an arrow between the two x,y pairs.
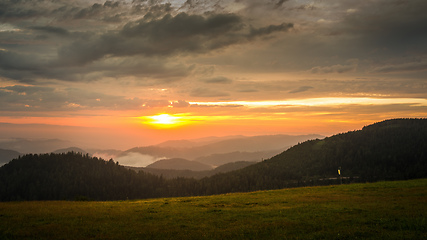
1,0 -> 426,150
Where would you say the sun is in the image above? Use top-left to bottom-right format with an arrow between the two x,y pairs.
138,113 -> 211,129
150,114 -> 180,125
140,113 -> 184,128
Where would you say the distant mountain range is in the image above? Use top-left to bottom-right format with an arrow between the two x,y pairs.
1,118 -> 426,201
0,134 -> 323,168
132,134 -> 324,159
116,134 -> 323,168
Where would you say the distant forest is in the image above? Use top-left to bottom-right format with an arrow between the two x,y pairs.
1,118 -> 426,201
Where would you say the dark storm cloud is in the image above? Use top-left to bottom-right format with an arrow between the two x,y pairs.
0,1 -> 40,20
0,0 -> 293,83
56,12 -> 292,67
341,0 -> 427,51
0,50 -> 52,83
0,52 -> 192,83
0,51 -> 43,71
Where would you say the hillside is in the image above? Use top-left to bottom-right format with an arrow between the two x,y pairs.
200,118 -> 427,194
1,179 -> 426,240
0,153 -> 168,201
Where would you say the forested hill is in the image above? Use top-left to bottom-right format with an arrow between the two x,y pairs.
200,118 -> 427,194
0,153 -> 168,201
1,118 -> 426,201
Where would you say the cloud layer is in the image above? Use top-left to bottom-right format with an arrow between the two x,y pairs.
0,0 -> 426,143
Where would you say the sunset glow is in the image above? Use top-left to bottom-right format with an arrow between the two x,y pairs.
1,0 -> 426,149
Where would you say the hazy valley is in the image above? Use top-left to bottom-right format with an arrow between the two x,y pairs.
0,134 -> 323,178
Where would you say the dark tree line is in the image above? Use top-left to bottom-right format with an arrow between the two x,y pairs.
0,152 -> 170,201
1,118 -> 426,201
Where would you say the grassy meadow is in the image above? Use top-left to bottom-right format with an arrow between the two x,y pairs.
1,179 -> 426,240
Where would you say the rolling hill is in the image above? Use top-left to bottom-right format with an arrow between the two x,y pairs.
118,134 -> 323,167
1,179 -> 425,239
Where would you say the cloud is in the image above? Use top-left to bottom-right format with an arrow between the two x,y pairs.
0,0 -> 129,24
0,3 -> 293,83
29,26 -> 70,36
371,61 -> 427,73
289,86 -> 313,94
275,0 -> 289,8
0,85 -> 175,113
340,0 -> 427,50
201,76 -> 233,84
310,59 -> 358,74
0,50 -> 44,71
0,49 -> 192,82
248,23 -> 293,39
170,100 -> 191,108
1,0 -> 426,119
56,12 -> 292,67
190,87 -> 230,98
73,2 -> 120,20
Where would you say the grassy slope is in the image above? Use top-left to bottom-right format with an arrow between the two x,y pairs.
1,179 -> 426,240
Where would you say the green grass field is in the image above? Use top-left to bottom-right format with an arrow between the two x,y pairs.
1,179 -> 426,240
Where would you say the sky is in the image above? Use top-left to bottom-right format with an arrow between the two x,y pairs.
1,0 -> 426,149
